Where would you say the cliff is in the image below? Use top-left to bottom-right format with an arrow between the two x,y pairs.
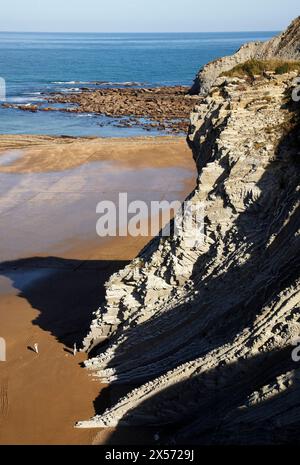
190,16 -> 300,95
77,68 -> 300,443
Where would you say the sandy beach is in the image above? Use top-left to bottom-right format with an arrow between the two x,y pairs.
0,2 -> 298,447
0,135 -> 196,444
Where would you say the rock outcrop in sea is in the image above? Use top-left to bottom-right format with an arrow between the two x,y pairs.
77,22 -> 300,444
190,16 -> 300,95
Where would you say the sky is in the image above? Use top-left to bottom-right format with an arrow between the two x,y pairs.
0,0 -> 298,32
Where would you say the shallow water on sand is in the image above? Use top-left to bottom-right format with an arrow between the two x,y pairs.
0,154 -> 193,263
0,137 -> 196,445
0,149 -> 24,166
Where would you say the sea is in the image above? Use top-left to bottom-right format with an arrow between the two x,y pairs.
0,31 -> 277,137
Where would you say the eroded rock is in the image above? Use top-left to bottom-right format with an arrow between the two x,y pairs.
190,16 -> 300,95
77,70 -> 300,444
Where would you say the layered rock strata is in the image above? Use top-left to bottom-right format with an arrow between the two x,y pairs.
77,71 -> 300,444
190,16 -> 300,95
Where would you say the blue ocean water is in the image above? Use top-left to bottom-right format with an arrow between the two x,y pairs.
0,31 -> 277,137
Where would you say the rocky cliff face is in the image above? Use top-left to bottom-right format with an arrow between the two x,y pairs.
77,71 -> 300,444
190,16 -> 300,95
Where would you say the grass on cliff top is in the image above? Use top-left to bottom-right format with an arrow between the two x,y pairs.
221,59 -> 300,78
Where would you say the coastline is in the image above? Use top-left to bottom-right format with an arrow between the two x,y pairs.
0,12 -> 299,447
0,134 -> 196,444
2,86 -> 199,135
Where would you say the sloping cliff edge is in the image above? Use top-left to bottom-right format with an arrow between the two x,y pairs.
76,59 -> 300,444
190,16 -> 300,95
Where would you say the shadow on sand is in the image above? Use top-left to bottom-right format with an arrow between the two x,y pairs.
0,256 -> 130,348
0,95 -> 299,445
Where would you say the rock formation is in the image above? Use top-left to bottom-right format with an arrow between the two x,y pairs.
2,86 -> 198,135
76,65 -> 300,443
190,16 -> 300,95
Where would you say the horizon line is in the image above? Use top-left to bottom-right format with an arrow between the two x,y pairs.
0,29 -> 280,34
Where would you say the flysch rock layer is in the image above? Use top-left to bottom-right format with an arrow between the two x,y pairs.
77,71 -> 300,443
190,16 -> 300,95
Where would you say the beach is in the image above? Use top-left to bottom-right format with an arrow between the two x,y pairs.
0,135 -> 196,444
0,2 -> 298,448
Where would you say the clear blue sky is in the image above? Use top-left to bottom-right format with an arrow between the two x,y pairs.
0,0 -> 298,32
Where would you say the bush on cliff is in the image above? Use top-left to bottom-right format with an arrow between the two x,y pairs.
221,59 -> 300,78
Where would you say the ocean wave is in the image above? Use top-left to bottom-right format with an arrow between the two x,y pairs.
60,87 -> 81,92
7,96 -> 42,103
94,81 -> 145,87
51,81 -> 89,84
51,80 -> 145,87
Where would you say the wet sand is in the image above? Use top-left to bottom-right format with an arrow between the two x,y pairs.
0,135 -> 196,444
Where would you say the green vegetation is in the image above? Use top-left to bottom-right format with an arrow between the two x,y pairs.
221,59 -> 300,79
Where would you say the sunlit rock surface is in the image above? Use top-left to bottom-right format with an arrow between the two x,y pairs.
190,16 -> 300,95
78,70 -> 300,444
